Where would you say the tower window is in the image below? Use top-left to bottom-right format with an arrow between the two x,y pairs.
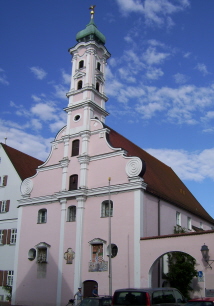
79,60 -> 84,69
77,80 -> 83,90
72,139 -> 80,156
38,209 -> 47,224
97,62 -> 101,71
69,175 -> 78,190
96,82 -> 100,92
67,206 -> 76,222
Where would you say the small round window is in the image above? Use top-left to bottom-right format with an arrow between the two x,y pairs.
107,244 -> 118,258
74,114 -> 81,122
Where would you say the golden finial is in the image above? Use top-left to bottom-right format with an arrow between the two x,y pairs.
89,5 -> 96,19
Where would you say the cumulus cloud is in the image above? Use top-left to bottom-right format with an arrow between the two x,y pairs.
146,147 -> 214,182
143,47 -> 170,65
0,120 -> 51,161
30,66 -> 47,80
116,0 -> 190,27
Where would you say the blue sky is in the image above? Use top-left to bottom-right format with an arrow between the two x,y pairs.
1,0 -> 214,218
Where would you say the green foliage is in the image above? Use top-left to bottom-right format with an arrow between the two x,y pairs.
163,252 -> 198,299
174,225 -> 187,234
3,285 -> 12,301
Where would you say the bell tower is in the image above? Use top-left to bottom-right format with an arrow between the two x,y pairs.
65,6 -> 111,134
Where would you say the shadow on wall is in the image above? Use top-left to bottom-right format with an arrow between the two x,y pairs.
13,251 -> 74,306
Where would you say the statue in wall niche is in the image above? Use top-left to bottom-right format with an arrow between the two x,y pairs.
64,248 -> 75,264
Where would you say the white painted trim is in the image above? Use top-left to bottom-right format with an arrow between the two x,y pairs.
11,206 -> 23,305
56,199 -> 67,306
134,189 -> 143,287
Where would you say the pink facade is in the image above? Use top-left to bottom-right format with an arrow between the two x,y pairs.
13,11 -> 214,306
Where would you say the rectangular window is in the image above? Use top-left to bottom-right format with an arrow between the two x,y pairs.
200,222 -> 203,229
0,230 -> 3,244
10,229 -> 17,244
101,201 -> 113,218
7,271 -> 14,286
187,217 -> 192,230
68,206 -> 76,222
176,212 -> 181,226
0,176 -> 8,187
0,201 -> 6,212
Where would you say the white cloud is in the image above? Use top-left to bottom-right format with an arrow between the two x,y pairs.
61,69 -> 70,85
143,47 -> 170,65
31,103 -> 58,121
146,147 -> 214,182
116,0 -> 190,27
53,84 -> 68,99
195,63 -> 209,76
0,120 -> 51,161
146,67 -> 164,80
173,73 -> 188,84
32,94 -> 42,102
0,68 -> 9,85
30,66 -> 47,80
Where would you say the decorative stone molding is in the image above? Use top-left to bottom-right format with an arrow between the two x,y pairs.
59,157 -> 70,168
78,155 -> 90,164
21,178 -> 33,196
125,157 -> 144,177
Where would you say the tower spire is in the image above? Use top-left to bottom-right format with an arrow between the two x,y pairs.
89,5 -> 96,19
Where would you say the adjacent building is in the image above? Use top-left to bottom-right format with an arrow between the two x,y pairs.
0,143 -> 43,302
12,9 -> 214,306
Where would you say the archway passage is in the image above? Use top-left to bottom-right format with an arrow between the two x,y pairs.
83,280 -> 98,298
140,231 -> 214,298
150,251 -> 198,298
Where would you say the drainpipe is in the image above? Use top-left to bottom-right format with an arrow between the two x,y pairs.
158,198 -> 160,287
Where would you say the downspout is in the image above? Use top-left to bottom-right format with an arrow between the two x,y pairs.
158,198 -> 160,287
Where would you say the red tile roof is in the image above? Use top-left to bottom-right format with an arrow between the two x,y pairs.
1,143 -> 43,181
107,128 -> 214,225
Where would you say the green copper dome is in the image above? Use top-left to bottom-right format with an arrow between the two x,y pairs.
76,18 -> 106,45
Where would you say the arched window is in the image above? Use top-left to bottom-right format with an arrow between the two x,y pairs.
97,62 -> 101,71
79,60 -> 84,69
101,200 -> 113,218
67,206 -> 76,222
96,82 -> 100,92
77,80 -> 83,90
38,209 -> 47,224
72,139 -> 80,156
69,175 -> 78,191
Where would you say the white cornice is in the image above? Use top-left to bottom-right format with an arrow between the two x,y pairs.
64,100 -> 109,117
17,180 -> 147,207
66,87 -> 108,102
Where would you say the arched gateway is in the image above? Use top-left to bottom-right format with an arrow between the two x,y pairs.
140,230 -> 214,298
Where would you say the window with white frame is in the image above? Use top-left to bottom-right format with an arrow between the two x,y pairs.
176,212 -> 181,226
10,229 -> 17,244
7,271 -> 14,286
101,200 -> 113,218
38,209 -> 47,224
0,175 -> 8,187
0,200 -> 10,213
0,201 -> 6,213
0,230 -> 3,244
187,217 -> 192,230
67,206 -> 76,222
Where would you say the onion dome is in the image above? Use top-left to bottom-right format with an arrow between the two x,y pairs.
76,6 -> 106,45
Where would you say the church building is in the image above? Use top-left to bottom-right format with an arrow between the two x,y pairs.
13,7 -> 214,306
